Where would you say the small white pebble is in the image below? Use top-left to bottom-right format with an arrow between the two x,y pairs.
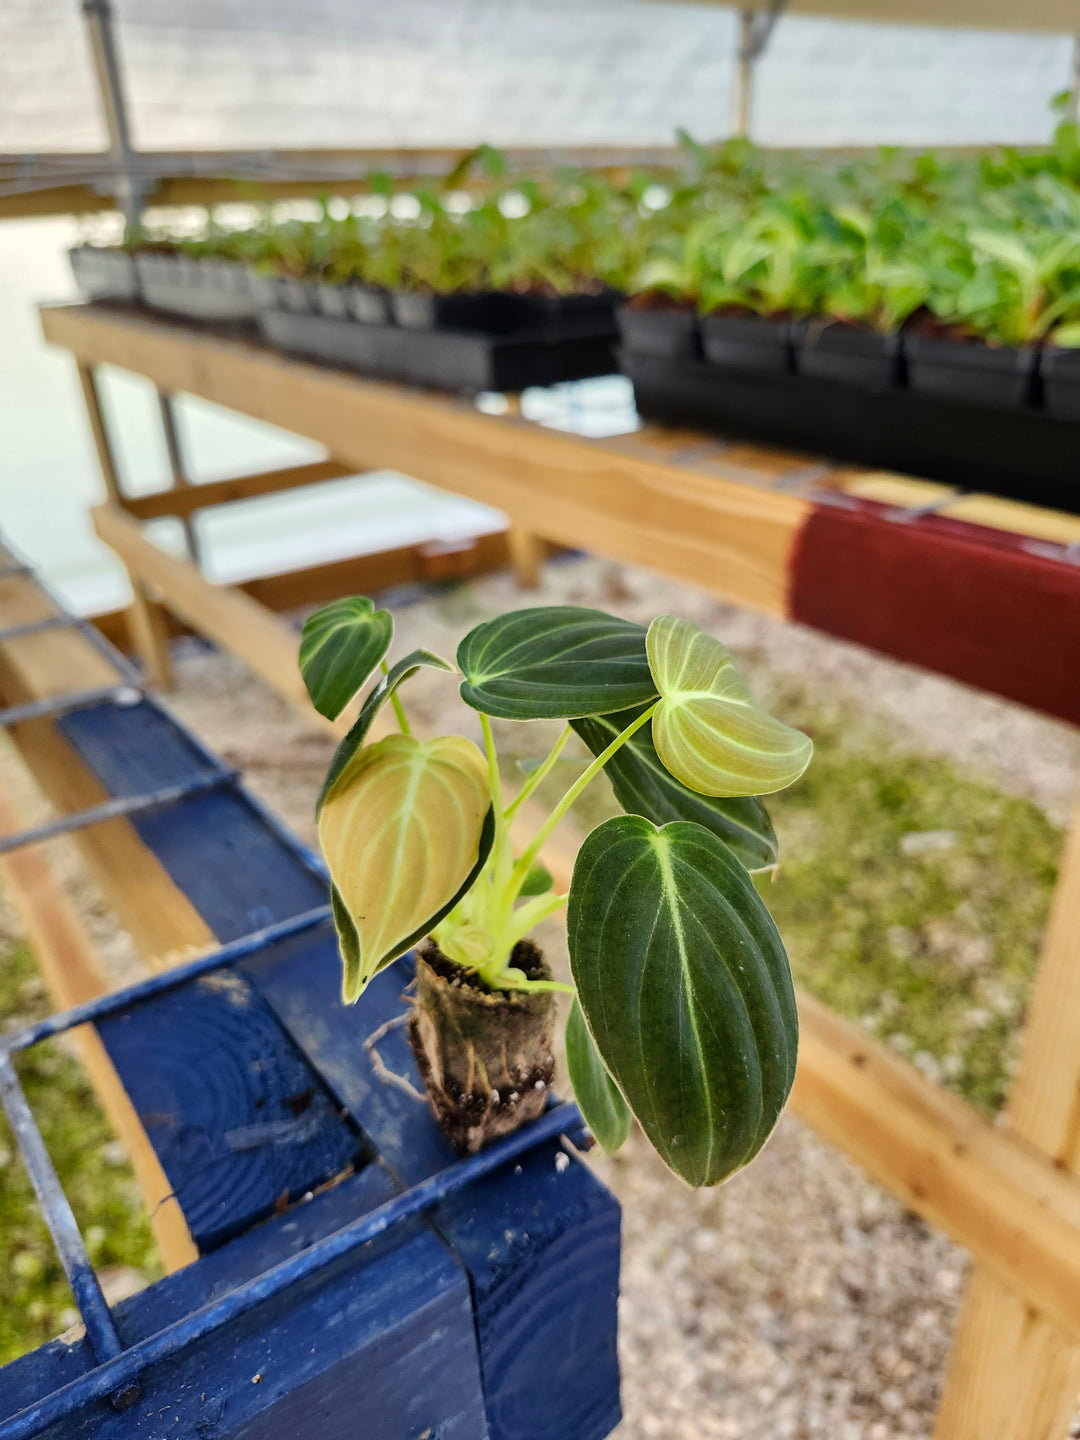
251,1374 -> 263,1385
554,1152 -> 570,1173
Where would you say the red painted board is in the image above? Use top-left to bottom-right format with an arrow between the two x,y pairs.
790,504 -> 1080,726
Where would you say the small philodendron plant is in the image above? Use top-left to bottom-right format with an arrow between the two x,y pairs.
299,599 -> 811,1184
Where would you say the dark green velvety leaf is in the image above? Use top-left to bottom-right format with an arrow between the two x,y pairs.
519,860 -> 554,897
316,648 -> 452,815
457,606 -> 657,719
571,704 -> 778,872
299,596 -> 393,720
565,998 -> 632,1154
329,882 -> 361,1004
568,815 -> 798,1187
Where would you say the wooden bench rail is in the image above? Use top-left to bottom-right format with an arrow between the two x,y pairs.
43,304 -> 1080,728
120,458 -> 355,521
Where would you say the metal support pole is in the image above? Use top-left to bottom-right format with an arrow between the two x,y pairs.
731,1 -> 788,139
0,1057 -> 128,1372
157,391 -> 203,566
80,0 -> 144,230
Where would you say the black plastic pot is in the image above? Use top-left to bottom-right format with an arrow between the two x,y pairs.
246,270 -> 282,310
905,334 -> 1037,410
700,312 -> 793,374
313,283 -> 350,320
258,309 -> 617,393
278,277 -> 316,314
390,289 -> 515,333
620,349 -> 1080,513
1040,346 -> 1080,422
68,246 -> 139,302
503,290 -> 620,342
345,284 -> 392,326
616,303 -> 701,360
797,322 -> 903,390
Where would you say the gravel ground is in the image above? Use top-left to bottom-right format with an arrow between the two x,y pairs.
4,552 -> 1076,1437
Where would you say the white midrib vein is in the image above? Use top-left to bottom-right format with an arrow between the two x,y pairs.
651,832 -> 715,1182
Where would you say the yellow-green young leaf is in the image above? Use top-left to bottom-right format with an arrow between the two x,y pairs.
646,615 -> 812,797
319,734 -> 491,1001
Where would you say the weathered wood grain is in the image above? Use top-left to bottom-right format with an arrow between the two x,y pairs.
0,1165 -> 488,1439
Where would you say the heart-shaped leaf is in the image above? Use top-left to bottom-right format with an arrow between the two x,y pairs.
299,596 -> 393,720
647,615 -> 812,797
320,733 -> 493,1001
458,606 -> 657,719
568,815 -> 798,1187
316,648 -> 453,815
565,998 -> 632,1154
571,702 -> 778,871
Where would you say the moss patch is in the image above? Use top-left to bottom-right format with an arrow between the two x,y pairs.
0,933 -> 162,1365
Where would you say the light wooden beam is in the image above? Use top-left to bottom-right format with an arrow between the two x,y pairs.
934,805 -> 1080,1440
44,305 -> 809,620
92,502 -> 336,734
122,458 -> 355,521
76,361 -> 174,688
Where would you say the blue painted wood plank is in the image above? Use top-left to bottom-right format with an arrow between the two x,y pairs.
58,701 -> 327,940
0,1166 -> 488,1439
57,700 -> 222,795
243,929 -> 623,1440
97,966 -> 362,1251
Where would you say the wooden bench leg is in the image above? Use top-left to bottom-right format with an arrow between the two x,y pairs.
76,364 -> 176,690
126,584 -> 175,691
935,810 -> 1080,1439
507,526 -> 545,589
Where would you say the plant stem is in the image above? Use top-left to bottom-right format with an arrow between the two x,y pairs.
510,702 -> 658,890
480,712 -> 503,814
498,974 -> 577,996
380,660 -> 412,736
504,725 -> 573,820
480,712 -> 514,892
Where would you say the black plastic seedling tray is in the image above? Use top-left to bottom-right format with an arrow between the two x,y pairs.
622,350 -> 1080,514
260,308 -> 618,392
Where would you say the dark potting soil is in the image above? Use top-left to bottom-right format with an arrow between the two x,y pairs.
416,936 -> 547,994
409,938 -> 556,1154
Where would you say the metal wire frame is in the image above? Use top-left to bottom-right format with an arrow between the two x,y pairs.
0,907 -> 586,1440
0,767 -> 238,857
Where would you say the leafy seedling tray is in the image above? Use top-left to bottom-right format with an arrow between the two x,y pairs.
259,308 -> 618,392
796,323 -> 903,391
622,349 -> 1080,514
905,334 -> 1037,410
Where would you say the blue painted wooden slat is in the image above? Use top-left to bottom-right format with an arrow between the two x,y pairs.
0,1167 -> 488,1440
243,931 -> 623,1440
97,968 -> 362,1251
58,701 -> 328,939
